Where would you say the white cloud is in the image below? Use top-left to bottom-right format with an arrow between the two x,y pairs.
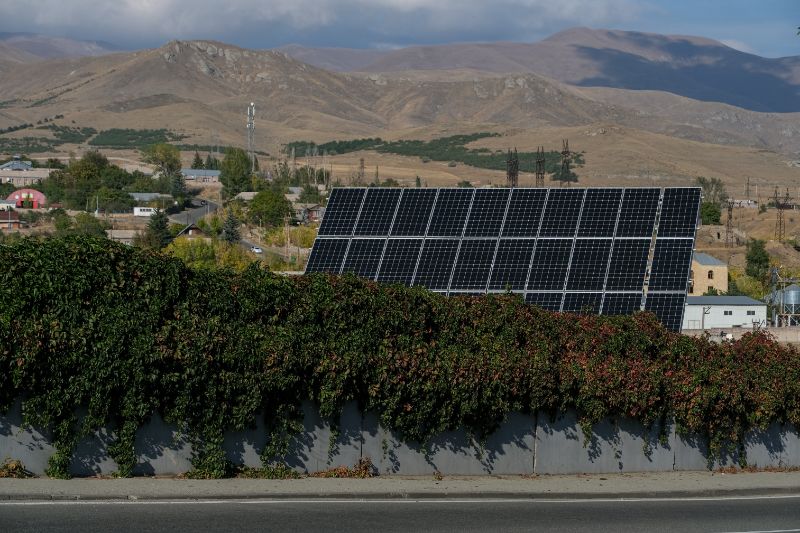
0,0 -> 642,47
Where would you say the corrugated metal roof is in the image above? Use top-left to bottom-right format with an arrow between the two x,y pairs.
181,168 -> 220,177
0,160 -> 33,171
686,296 -> 765,306
693,252 -> 726,266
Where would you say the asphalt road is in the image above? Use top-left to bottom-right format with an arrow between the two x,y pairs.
168,199 -> 219,227
2,496 -> 799,533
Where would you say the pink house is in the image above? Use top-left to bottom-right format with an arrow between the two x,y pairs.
7,189 -> 47,209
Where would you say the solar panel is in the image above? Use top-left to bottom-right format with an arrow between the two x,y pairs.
305,238 -> 349,273
464,188 -> 510,237
354,189 -> 401,236
502,189 -> 547,237
649,239 -> 694,291
578,189 -> 622,237
317,188 -> 365,236
341,238 -> 385,278
306,187 -> 700,331
602,293 -> 644,316
539,189 -> 584,237
525,292 -> 563,312
566,239 -> 612,291
489,239 -> 536,291
645,294 -> 687,332
605,239 -> 651,290
450,239 -> 497,290
427,189 -> 474,237
563,292 -> 603,314
391,189 -> 437,236
528,238 -> 573,291
617,188 -> 660,237
376,238 -> 423,284
412,239 -> 460,290
658,188 -> 701,238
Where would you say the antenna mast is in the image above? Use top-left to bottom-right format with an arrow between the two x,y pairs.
246,102 -> 256,173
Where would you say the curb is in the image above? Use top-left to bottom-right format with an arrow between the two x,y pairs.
3,487 -> 800,502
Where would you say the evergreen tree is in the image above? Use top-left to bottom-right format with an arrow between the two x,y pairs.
135,209 -> 172,250
171,173 -> 187,199
205,153 -> 214,170
192,151 -> 204,169
745,239 -> 770,283
219,147 -> 251,198
221,210 -> 241,244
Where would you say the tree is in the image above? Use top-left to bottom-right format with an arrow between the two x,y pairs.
219,147 -> 252,198
248,189 -> 292,228
700,202 -> 722,225
204,153 -> 219,170
745,239 -> 770,283
221,210 -> 241,244
142,143 -> 181,179
192,151 -> 204,169
135,209 -> 172,249
696,176 -> 728,206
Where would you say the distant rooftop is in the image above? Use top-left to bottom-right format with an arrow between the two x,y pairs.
693,252 -> 725,266
181,168 -> 220,177
686,296 -> 764,306
128,192 -> 173,202
0,160 -> 33,171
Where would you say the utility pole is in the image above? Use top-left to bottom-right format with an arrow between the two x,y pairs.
535,146 -> 545,188
745,177 -> 751,200
774,187 -> 791,242
725,200 -> 735,247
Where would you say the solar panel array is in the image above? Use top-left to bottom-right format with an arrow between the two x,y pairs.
306,187 -> 701,331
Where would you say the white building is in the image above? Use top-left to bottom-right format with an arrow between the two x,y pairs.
682,296 -> 767,331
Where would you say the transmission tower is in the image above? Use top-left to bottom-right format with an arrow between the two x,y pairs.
246,102 -> 256,173
725,200 -> 735,247
506,148 -> 519,188
745,177 -> 751,200
534,146 -> 546,187
775,187 -> 791,242
560,139 -> 571,187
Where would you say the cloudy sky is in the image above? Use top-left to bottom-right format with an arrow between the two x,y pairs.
0,0 -> 798,57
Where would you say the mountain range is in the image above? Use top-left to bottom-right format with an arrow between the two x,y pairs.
0,28 -> 798,190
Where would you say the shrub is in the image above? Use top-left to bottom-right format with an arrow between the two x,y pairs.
2,236 -> 800,478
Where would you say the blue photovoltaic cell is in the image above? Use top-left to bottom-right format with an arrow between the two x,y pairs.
341,238 -> 385,279
317,188 -> 365,236
563,292 -> 603,314
427,189 -> 474,237
489,239 -> 536,291
390,189 -> 437,236
649,239 -> 694,291
464,188 -> 509,237
605,239 -> 651,291
353,189 -> 401,236
645,294 -> 687,332
539,189 -> 585,237
658,188 -> 701,238
577,189 -> 622,237
412,239 -> 460,290
617,188 -> 660,237
305,238 -> 349,273
502,189 -> 547,237
566,239 -> 612,291
376,238 -> 423,285
602,293 -> 643,316
528,239 -> 573,291
525,292 -> 563,312
450,239 -> 497,290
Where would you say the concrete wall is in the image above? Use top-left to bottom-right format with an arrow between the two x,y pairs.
683,304 -> 767,330
2,400 -> 798,477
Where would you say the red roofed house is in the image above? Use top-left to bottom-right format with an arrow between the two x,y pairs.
7,189 -> 47,209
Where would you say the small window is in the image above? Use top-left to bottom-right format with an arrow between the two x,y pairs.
724,310 -> 732,316
747,310 -> 755,316
708,270 -> 714,280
